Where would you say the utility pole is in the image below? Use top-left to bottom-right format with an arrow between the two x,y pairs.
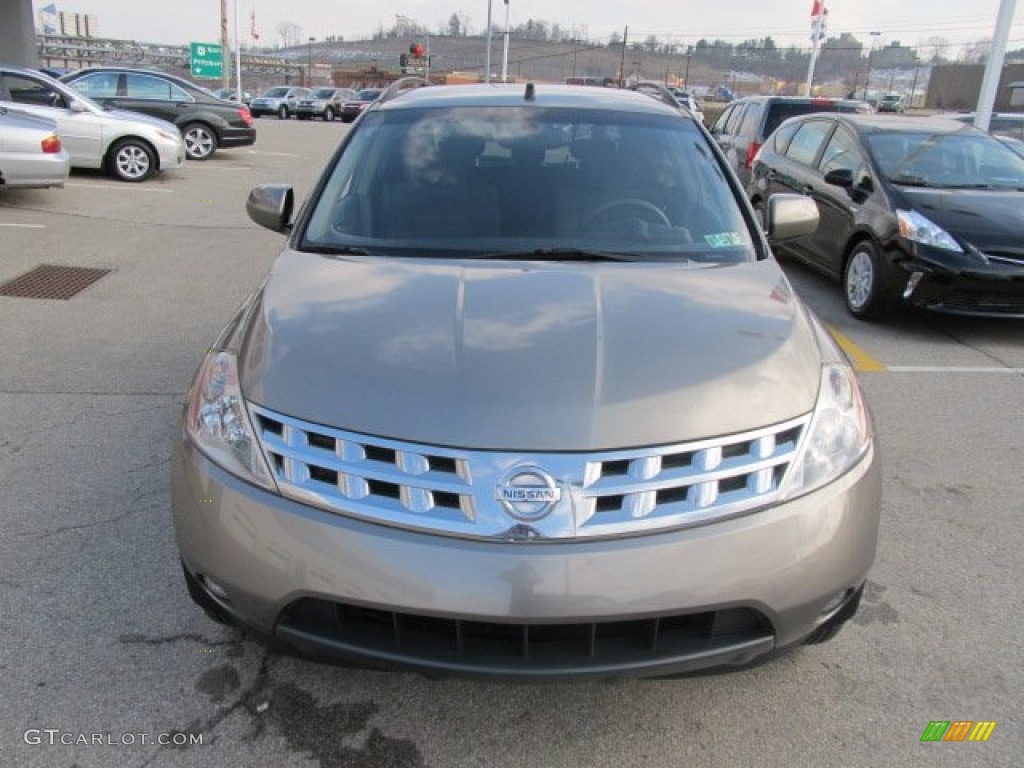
619,26 -> 628,88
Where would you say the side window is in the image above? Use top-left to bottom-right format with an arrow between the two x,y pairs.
125,74 -> 191,101
68,72 -> 118,98
784,121 -> 833,167
723,104 -> 747,135
6,74 -> 67,108
819,126 -> 864,176
736,103 -> 763,140
711,106 -> 734,134
772,121 -> 801,153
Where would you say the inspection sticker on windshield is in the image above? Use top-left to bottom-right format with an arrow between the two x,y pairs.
705,232 -> 746,247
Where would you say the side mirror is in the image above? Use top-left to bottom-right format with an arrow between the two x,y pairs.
246,184 -> 294,233
68,99 -> 89,113
765,194 -> 819,241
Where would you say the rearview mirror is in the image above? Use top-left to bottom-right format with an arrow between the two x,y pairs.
765,194 -> 819,241
246,184 -> 294,233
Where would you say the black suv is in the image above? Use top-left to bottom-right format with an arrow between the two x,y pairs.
61,67 -> 256,160
709,96 -> 871,188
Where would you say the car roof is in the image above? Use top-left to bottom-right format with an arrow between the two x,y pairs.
63,65 -> 198,88
379,83 -> 683,117
791,112 -> 986,134
730,95 -> 870,108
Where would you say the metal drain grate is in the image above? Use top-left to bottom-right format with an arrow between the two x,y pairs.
0,265 -> 111,300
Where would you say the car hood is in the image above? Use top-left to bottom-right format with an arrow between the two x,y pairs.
897,187 -> 1024,251
239,252 -> 823,451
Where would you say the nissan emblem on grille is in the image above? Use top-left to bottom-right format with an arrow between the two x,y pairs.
495,467 -> 562,521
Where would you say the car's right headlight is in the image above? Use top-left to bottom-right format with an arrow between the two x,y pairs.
185,350 -> 277,491
781,363 -> 871,499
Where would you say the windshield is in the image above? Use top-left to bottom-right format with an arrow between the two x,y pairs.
867,129 -> 1024,188
302,106 -> 756,263
355,89 -> 382,101
312,89 -> 336,98
264,87 -> 289,98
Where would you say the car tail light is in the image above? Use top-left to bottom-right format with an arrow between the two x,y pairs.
41,134 -> 62,154
238,106 -> 253,127
745,141 -> 762,168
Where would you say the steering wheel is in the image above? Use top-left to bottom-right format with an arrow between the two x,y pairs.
577,198 -> 671,236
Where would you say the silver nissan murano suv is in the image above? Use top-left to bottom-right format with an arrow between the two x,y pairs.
172,81 -> 881,679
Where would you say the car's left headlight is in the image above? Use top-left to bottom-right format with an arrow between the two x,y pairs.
896,209 -> 963,253
781,363 -> 871,499
186,350 -> 277,491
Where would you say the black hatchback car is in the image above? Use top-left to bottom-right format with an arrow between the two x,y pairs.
748,113 -> 1024,319
61,67 -> 256,160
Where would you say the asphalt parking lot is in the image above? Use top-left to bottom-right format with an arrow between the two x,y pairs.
1,117 -> 1021,768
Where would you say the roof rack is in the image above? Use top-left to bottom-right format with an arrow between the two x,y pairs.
628,81 -> 684,112
379,76 -> 433,104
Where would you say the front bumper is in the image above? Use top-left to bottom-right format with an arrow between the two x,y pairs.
156,138 -> 186,170
899,251 -> 1024,317
172,431 -> 881,678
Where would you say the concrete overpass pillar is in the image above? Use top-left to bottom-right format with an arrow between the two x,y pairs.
0,0 -> 39,67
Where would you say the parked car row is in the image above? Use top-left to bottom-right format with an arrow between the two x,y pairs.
59,66 -> 256,161
0,65 -> 186,182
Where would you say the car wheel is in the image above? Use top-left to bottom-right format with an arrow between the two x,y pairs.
843,240 -> 893,321
324,106 -> 335,121
106,138 -> 155,182
278,105 -> 289,119
183,123 -> 217,161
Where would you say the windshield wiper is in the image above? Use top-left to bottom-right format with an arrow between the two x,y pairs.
303,244 -> 373,256
475,248 -> 638,262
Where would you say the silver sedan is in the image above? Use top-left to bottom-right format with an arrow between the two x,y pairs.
0,106 -> 70,189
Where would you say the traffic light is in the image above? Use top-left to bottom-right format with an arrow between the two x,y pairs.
409,42 -> 425,58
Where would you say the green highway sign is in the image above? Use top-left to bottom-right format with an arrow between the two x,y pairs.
190,42 -> 223,79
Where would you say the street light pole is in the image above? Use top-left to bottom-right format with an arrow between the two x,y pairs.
234,0 -> 242,102
683,47 -> 692,89
501,0 -> 510,82
863,31 -> 881,101
484,0 -> 493,82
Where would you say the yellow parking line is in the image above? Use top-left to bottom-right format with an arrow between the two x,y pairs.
827,326 -> 888,372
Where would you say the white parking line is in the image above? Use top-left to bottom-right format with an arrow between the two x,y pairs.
183,165 -> 254,171
65,183 -> 173,193
888,366 -> 1024,374
245,150 -> 302,158
0,223 -> 45,228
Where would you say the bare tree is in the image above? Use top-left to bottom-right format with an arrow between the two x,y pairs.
447,13 -> 462,37
917,35 -> 952,64
961,37 -> 992,64
276,20 -> 303,48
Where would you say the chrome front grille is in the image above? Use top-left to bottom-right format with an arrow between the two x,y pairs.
250,404 -> 810,541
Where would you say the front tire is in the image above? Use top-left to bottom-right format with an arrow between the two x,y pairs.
277,104 -> 289,119
107,138 -> 155,182
323,106 -> 335,121
183,123 -> 217,160
844,240 -> 894,321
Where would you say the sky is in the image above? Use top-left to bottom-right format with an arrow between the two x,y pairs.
35,1 -> 1024,53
